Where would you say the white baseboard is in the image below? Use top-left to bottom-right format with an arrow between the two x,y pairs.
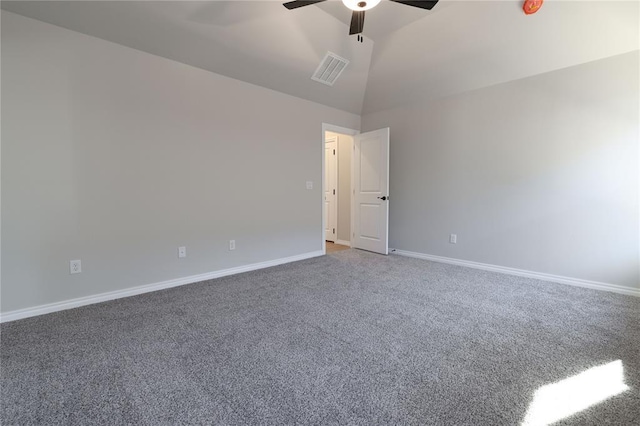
0,250 -> 324,323
335,240 -> 351,247
391,249 -> 640,297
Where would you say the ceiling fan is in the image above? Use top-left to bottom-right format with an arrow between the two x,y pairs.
283,0 -> 439,36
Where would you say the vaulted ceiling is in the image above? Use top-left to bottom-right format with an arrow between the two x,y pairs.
2,1 -> 638,115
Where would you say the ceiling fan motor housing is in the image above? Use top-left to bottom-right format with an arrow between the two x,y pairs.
342,0 -> 381,11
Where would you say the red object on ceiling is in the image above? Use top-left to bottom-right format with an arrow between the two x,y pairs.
523,0 -> 543,15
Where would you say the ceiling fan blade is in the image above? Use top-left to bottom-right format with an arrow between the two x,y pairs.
283,0 -> 327,10
388,0 -> 439,10
349,10 -> 365,35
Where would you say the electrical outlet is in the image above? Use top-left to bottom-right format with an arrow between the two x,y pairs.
229,240 -> 236,251
306,181 -> 313,190
178,246 -> 186,258
449,234 -> 457,244
70,259 -> 82,274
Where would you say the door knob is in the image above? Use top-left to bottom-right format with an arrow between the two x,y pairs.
377,196 -> 388,201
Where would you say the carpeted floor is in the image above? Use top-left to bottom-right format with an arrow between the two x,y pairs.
2,249 -> 639,425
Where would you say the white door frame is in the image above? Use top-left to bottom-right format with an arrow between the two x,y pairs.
321,123 -> 359,255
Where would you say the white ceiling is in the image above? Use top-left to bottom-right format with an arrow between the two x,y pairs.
1,0 -> 374,114
2,1 -> 638,115
363,0 -> 640,114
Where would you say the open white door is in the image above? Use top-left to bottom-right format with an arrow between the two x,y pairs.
353,128 -> 389,255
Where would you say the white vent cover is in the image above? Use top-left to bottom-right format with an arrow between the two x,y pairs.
311,52 -> 349,86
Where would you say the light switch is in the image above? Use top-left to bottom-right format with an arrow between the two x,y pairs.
306,181 -> 313,190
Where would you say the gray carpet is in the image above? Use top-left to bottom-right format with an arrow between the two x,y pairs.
2,249 -> 639,425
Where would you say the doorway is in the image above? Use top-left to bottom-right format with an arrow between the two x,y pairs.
323,128 -> 354,251
325,135 -> 338,242
322,124 -> 358,254
322,123 -> 391,256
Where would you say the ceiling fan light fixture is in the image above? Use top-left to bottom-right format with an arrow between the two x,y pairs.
342,0 -> 381,11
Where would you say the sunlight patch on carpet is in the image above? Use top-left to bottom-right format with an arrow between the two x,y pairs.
521,360 -> 629,426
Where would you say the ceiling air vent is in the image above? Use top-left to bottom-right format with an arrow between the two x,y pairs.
311,52 -> 349,86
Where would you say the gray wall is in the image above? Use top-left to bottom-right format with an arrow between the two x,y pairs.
362,51 -> 640,289
1,11 -> 360,313
326,131 -> 353,243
